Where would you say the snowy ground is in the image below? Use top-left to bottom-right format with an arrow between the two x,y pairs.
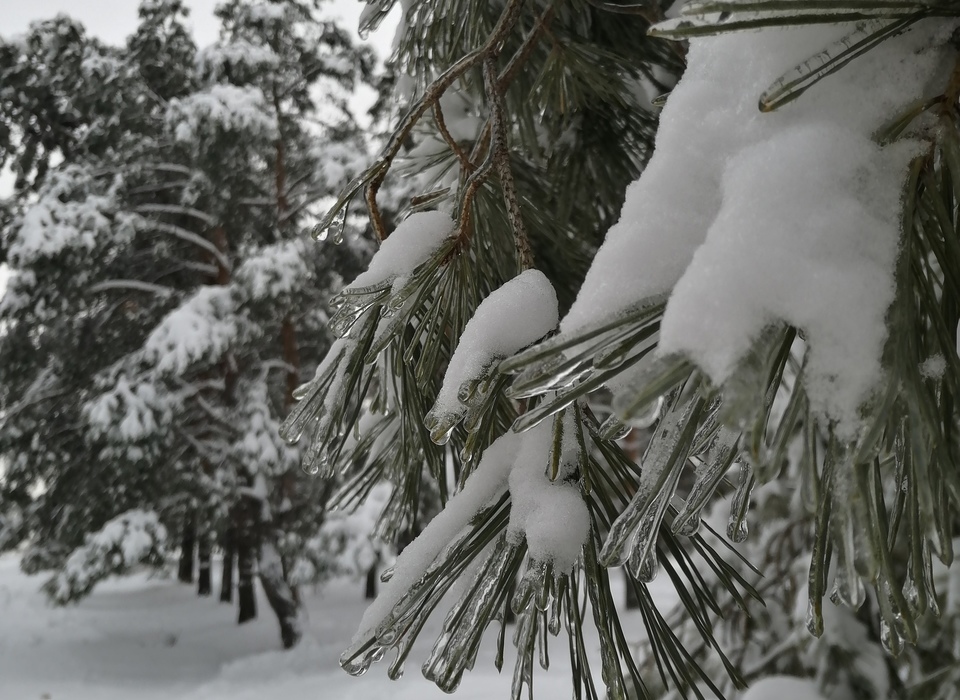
0,553 -> 677,700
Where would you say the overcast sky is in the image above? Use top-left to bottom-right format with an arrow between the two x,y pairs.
2,0 -> 394,49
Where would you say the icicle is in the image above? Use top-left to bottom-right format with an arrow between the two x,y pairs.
673,427 -> 739,537
601,392 -> 703,567
726,460 -> 755,544
421,535 -> 523,693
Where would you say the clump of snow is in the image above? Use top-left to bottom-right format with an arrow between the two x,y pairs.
561,20 -> 955,437
920,354 -> 947,379
46,509 -> 167,604
433,270 -> 558,415
84,375 -> 176,443
196,40 -> 279,77
346,211 -> 454,290
235,240 -> 310,302
6,166 -> 135,267
145,286 -> 240,374
234,381 -> 300,476
506,421 -> 589,572
166,84 -> 278,144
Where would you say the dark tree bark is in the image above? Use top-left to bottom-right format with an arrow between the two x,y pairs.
197,534 -> 212,596
365,564 -> 378,600
220,528 -> 235,603
237,513 -> 257,623
177,514 -> 195,584
259,539 -> 302,649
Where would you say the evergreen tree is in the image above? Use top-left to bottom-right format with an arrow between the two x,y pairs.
0,0 -> 373,649
283,1 -> 960,698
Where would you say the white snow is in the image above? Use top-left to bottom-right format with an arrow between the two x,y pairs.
145,286 -> 241,375
1,549 -> 667,700
433,269 -> 559,415
166,84 -> 279,144
48,510 -> 167,604
562,20 -> 955,437
506,421 -> 589,572
196,41 -> 279,76
741,676 -> 825,700
6,166 -> 135,266
85,375 -> 176,442
235,240 -> 310,302
347,210 -> 454,290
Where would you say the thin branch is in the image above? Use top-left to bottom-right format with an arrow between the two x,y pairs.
484,58 -> 535,271
140,221 -> 232,273
364,0 -> 527,240
133,204 -> 217,226
433,101 -> 475,171
87,280 -> 176,298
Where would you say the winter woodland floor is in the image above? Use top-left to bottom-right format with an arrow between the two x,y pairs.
0,553 -> 678,699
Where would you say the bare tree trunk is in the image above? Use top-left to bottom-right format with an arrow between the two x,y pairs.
365,564 -> 378,600
198,534 -> 212,596
220,528 -> 235,603
177,514 -> 195,584
259,539 -> 302,649
237,511 -> 257,623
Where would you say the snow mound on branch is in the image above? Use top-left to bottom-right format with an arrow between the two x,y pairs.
347,211 -> 454,290
507,421 -> 589,572
46,509 -> 167,604
434,269 -> 558,415
6,166 -> 133,266
166,84 -> 278,143
563,20 -> 954,436
84,375 -> 176,442
236,240 -> 310,302
196,40 -> 279,77
145,286 -> 240,374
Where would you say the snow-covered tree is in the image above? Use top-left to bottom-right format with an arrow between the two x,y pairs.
0,0 -> 374,649
280,1 -> 960,698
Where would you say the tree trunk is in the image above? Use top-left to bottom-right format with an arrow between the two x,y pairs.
177,514 -> 195,584
237,525 -> 257,624
365,564 -> 378,600
220,528 -> 235,603
259,539 -> 302,649
197,534 -> 212,596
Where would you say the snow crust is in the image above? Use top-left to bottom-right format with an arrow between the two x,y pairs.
562,20 -> 954,435
347,211 -> 453,290
434,270 -> 558,414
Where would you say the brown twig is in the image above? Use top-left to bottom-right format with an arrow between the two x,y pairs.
484,58 -> 535,271
364,0 -> 527,241
434,101 -> 475,172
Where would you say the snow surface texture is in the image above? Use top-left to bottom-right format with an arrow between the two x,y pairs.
562,20 -> 956,437
346,210 -> 453,290
433,269 -> 559,415
3,553 -> 667,700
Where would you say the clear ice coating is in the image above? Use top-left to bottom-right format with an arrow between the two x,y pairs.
673,426 -> 739,536
600,391 -> 703,568
726,460 -> 755,544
